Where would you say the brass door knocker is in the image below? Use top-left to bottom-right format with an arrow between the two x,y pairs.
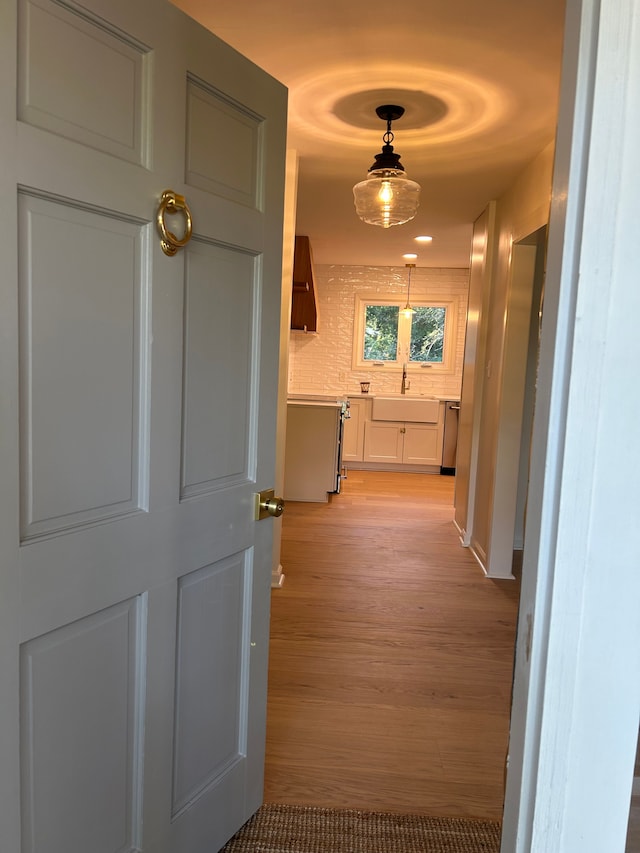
156,190 -> 193,256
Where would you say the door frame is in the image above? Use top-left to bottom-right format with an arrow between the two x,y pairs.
503,0 -> 640,849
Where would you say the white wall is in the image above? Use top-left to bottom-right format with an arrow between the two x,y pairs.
462,143 -> 555,578
288,264 -> 469,398
454,203 -> 496,545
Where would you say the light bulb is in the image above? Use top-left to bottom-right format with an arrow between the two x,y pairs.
353,169 -> 420,228
378,181 -> 393,204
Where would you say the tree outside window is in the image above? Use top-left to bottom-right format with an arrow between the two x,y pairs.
364,305 -> 399,361
409,306 -> 445,362
361,303 -> 446,364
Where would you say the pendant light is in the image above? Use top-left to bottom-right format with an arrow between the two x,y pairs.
402,263 -> 416,317
353,105 -> 421,228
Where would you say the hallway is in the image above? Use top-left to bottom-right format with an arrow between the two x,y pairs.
264,471 -> 520,821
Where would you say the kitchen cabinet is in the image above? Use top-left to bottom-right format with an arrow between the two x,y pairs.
342,397 -> 370,462
363,421 -> 443,466
298,395 -> 447,473
403,423 -> 443,465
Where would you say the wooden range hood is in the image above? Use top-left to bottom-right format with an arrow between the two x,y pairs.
291,235 -> 318,332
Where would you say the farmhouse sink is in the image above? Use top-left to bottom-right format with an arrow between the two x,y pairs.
371,396 -> 441,423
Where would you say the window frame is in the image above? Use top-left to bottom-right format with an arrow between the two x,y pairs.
352,293 -> 459,373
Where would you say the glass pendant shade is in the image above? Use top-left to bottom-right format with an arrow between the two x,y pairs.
353,168 -> 421,228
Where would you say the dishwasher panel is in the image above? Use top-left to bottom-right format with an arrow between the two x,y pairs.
441,401 -> 460,474
283,402 -> 341,501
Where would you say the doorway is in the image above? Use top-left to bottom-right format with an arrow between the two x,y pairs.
513,227 -> 547,555
268,212 -> 549,823
459,212 -> 551,581
265,470 -> 519,820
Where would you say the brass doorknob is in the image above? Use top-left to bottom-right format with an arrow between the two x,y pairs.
255,489 -> 285,520
264,496 -> 285,517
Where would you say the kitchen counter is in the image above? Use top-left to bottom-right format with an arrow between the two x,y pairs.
348,393 -> 459,403
288,392 -> 460,403
287,394 -> 346,405
287,399 -> 343,408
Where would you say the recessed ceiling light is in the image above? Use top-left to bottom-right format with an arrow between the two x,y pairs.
414,235 -> 433,243
402,253 -> 418,260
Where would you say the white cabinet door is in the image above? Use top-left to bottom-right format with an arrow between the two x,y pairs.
363,420 -> 404,463
342,398 -> 368,462
363,420 -> 444,466
403,424 -> 442,465
0,2 -> 286,851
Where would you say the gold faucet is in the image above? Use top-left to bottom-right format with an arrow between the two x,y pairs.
401,364 -> 407,394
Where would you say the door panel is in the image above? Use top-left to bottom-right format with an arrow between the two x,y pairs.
1,1 -> 287,851
18,191 -> 148,540
172,554 -> 249,817
185,78 -> 262,208
20,596 -> 146,853
18,0 -> 151,166
181,242 -> 256,497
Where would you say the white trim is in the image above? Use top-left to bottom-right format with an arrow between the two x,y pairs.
272,149 -> 298,588
341,461 -> 441,474
451,517 -> 466,544
503,0 -> 640,850
271,564 -> 285,588
468,543 -> 488,577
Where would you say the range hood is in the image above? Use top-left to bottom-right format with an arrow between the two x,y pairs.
291,235 -> 318,333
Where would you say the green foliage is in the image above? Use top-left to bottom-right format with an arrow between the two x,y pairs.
410,307 -> 445,362
364,305 -> 399,361
363,303 -> 445,363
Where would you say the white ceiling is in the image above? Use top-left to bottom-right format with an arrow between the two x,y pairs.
174,0 -> 565,267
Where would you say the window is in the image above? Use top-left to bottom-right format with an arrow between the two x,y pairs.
353,295 -> 458,372
409,306 -> 446,362
363,304 -> 399,361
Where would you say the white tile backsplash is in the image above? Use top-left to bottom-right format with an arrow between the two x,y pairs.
288,264 -> 469,399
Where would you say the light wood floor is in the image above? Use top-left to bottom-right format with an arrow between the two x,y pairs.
627,739 -> 640,852
264,470 -> 520,821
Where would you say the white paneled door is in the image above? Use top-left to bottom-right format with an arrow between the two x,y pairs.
0,1 -> 287,851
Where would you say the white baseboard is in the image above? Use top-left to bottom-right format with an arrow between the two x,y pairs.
271,564 -> 285,588
469,542 -> 488,575
452,518 -> 470,546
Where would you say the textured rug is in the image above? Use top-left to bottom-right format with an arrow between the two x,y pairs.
221,804 -> 501,852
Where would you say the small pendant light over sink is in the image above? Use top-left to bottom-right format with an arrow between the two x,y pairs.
402,262 -> 416,317
353,105 -> 421,228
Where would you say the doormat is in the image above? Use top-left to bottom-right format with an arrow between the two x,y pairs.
221,803 -> 501,852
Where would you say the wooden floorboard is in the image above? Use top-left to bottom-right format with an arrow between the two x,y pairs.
264,470 -> 520,821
